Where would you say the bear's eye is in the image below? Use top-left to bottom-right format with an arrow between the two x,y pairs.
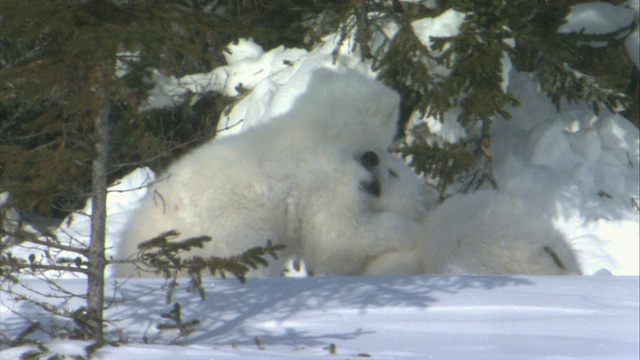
360,151 -> 379,169
388,169 -> 399,178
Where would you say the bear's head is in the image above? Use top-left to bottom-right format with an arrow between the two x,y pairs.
272,69 -> 401,157
357,149 -> 438,223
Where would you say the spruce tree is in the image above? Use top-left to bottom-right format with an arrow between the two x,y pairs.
0,0 -> 290,348
0,0 -> 346,218
336,0 -> 635,196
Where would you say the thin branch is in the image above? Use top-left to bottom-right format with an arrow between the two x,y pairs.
7,262 -> 90,275
11,236 -> 88,256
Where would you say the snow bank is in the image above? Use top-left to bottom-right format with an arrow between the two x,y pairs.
491,72 -> 639,275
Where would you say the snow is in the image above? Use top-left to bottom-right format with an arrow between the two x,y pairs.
223,38 -> 265,65
2,276 -> 638,359
624,0 -> 640,67
488,72 -> 639,275
411,9 -> 465,51
558,2 -> 636,35
559,1 -> 638,52
2,6 -> 640,359
2,167 -> 155,279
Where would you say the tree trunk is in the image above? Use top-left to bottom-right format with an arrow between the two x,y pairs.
87,67 -> 110,341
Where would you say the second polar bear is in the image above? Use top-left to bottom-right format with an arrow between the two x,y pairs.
365,190 -> 581,275
114,69 -> 432,277
418,191 -> 581,275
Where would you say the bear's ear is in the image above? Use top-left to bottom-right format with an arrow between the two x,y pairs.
360,151 -> 380,170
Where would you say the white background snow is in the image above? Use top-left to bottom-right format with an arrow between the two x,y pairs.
2,2 -> 639,359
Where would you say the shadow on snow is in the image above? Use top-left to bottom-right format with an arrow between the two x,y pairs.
107,275 -> 533,347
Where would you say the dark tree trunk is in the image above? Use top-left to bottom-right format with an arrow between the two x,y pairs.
87,67 -> 110,341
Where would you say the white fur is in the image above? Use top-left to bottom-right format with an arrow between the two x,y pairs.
301,150 -> 433,275
355,149 -> 439,275
117,68 -> 577,278
417,191 -> 581,275
114,69 -> 430,277
363,150 -> 438,221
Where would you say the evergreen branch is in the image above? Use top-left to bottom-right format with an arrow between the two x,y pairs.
559,21 -> 636,46
538,59 -> 629,114
155,302 -> 200,344
127,231 -> 286,302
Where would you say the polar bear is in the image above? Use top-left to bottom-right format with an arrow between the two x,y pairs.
302,149 -> 436,275
358,150 -> 438,222
416,191 -> 581,275
365,191 -> 581,275
114,69 -> 431,277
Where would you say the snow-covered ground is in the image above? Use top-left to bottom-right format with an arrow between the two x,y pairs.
2,275 -> 638,359
2,2 -> 639,359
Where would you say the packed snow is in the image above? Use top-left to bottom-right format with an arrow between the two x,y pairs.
2,2 -> 639,359
2,276 -> 638,359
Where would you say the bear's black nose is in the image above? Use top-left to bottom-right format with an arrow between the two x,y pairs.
361,151 -> 379,169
